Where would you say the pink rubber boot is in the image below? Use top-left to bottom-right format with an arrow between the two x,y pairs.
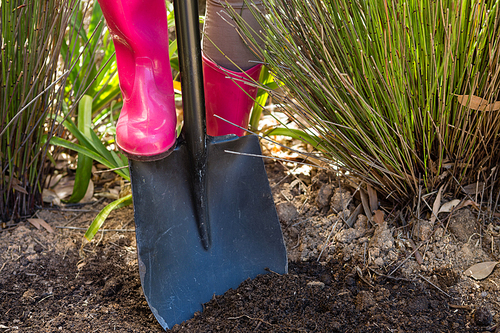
203,55 -> 262,137
98,0 -> 176,161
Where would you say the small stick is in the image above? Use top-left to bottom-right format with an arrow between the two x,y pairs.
448,304 -> 472,310
418,274 -> 451,298
224,150 -> 329,170
408,239 -> 424,265
264,267 -> 283,275
317,219 -> 339,262
388,241 -> 425,277
367,267 -> 414,282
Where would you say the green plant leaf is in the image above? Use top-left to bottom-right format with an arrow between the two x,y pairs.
84,194 -> 133,241
65,96 -> 93,203
250,67 -> 281,130
265,127 -> 325,150
50,137 -> 130,180
93,84 -> 121,113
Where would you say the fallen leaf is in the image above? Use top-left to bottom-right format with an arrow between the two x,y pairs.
372,210 -> 384,225
52,179 -> 75,200
455,199 -> 477,211
81,179 -> 94,203
11,178 -> 28,194
42,188 -> 61,206
360,189 -> 372,221
367,184 -> 378,213
346,203 -> 363,228
456,94 -> 500,111
431,186 -> 443,224
45,173 -> 63,188
462,182 -> 484,195
464,261 -> 499,280
437,199 -> 461,214
28,218 -> 54,233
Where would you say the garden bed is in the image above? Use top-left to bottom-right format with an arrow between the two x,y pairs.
1,161 -> 499,332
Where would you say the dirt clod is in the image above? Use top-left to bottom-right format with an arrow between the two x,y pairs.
449,209 -> 479,242
474,307 -> 493,326
316,184 -> 333,208
276,201 -> 298,223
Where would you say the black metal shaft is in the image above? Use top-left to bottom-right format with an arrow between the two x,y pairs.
174,0 -> 206,145
173,0 -> 210,250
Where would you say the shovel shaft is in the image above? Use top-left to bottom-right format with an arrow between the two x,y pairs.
174,0 -> 210,249
174,0 -> 206,146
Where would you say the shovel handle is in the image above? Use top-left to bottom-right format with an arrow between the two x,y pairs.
174,0 -> 206,148
174,0 -> 210,249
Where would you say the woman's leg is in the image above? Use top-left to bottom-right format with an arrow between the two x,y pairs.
202,0 -> 265,136
98,0 -> 176,160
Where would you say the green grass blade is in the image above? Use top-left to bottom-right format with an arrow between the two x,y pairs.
265,127 -> 325,150
84,194 -> 133,241
65,96 -> 93,203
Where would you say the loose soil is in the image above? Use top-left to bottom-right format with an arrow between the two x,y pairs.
1,158 -> 500,332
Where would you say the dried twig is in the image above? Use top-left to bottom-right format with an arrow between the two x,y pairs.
418,274 -> 451,298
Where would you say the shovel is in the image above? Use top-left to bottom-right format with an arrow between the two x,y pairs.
129,0 -> 288,329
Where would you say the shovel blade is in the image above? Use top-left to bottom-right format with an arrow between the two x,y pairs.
130,134 -> 287,330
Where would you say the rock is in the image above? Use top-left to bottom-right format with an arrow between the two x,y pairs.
448,209 -> 478,242
355,291 -> 375,311
26,254 -> 39,261
287,226 -> 299,239
474,307 -> 492,326
101,277 -> 123,297
316,184 -> 333,208
458,243 -> 490,268
335,228 -> 362,243
276,202 -> 298,223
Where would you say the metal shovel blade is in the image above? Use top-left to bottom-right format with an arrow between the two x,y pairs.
130,134 -> 288,330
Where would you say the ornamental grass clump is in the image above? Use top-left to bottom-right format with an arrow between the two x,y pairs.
230,0 -> 500,204
1,0 -> 78,222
